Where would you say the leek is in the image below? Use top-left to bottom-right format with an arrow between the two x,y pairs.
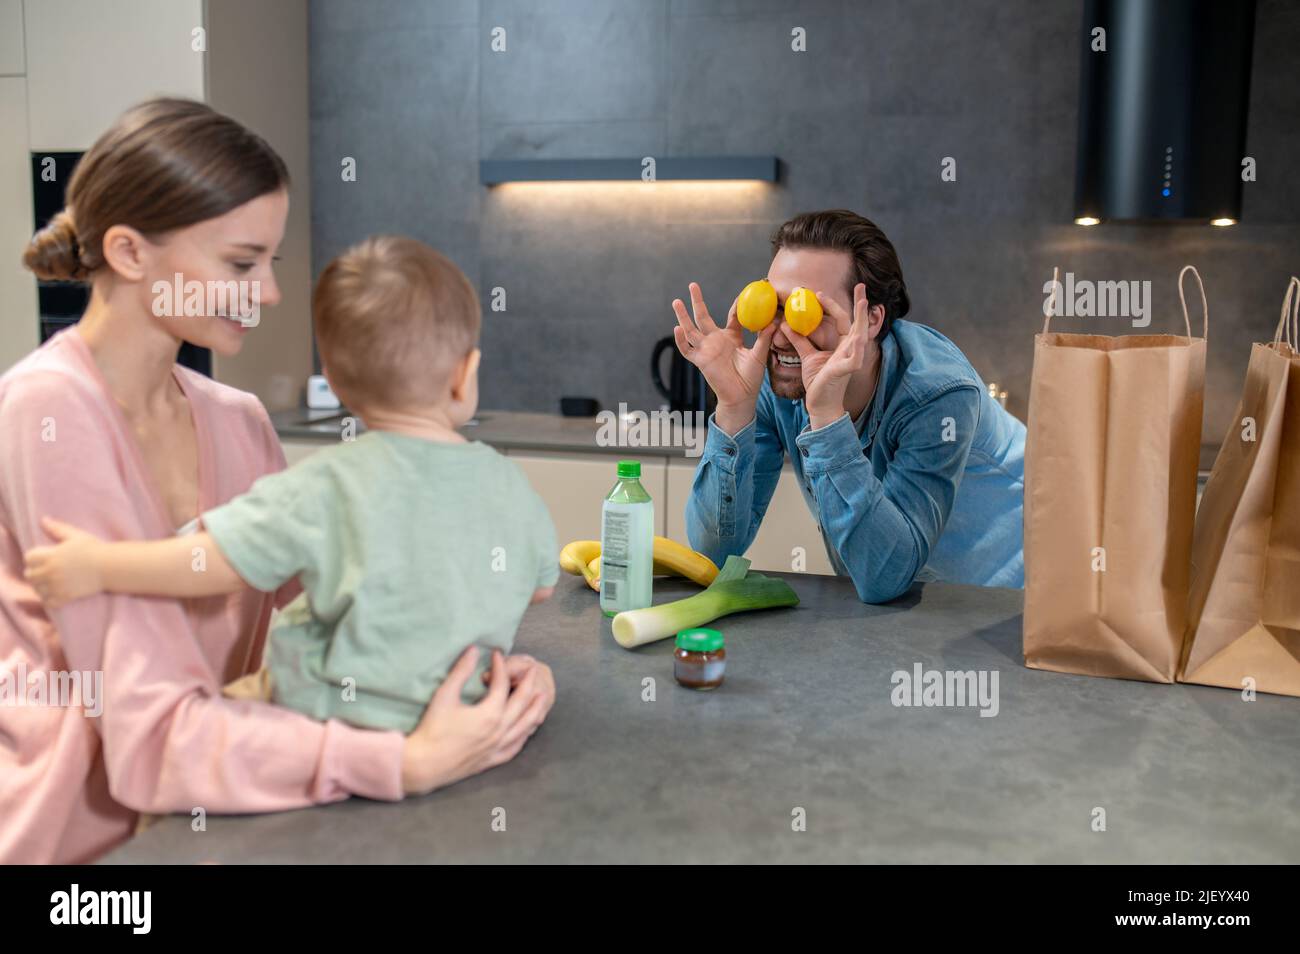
611,555 -> 799,649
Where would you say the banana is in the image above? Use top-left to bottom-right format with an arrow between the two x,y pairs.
559,540 -> 602,576
652,535 -> 719,586
565,536 -> 719,590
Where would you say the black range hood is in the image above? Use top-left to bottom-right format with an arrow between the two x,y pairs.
1074,0 -> 1257,225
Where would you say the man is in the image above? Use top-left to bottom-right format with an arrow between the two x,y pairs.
675,209 -> 1024,603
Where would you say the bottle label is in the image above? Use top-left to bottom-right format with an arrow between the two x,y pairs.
603,511 -> 631,567
600,501 -> 652,611
602,511 -> 629,602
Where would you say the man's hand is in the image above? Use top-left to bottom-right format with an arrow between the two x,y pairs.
23,516 -> 107,610
785,283 -> 875,430
672,282 -> 777,434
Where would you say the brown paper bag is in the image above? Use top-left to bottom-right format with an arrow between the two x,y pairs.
1024,266 -> 1207,682
1179,277 -> 1300,695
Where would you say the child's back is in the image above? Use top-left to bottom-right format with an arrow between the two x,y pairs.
204,429 -> 557,732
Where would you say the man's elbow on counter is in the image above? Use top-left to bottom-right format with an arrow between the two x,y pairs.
847,545 -> 926,605
851,574 -> 915,605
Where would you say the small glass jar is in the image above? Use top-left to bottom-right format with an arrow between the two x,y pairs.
673,628 -> 726,690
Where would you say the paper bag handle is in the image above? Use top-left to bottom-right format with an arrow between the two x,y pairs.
1177,265 -> 1208,340
1041,266 -> 1063,333
1273,276 -> 1299,352
1043,265 -> 1207,338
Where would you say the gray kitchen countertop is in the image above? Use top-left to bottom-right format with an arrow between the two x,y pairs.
271,406 -> 698,458
272,407 -> 1224,474
100,573 -> 1298,864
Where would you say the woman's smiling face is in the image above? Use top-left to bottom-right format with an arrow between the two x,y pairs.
136,188 -> 288,358
764,246 -> 855,399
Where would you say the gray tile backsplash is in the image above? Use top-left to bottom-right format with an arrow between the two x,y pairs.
310,0 -> 1300,443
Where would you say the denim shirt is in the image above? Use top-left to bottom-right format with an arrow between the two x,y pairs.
685,319 -> 1025,603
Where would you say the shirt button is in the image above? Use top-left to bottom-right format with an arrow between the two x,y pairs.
724,446 -> 735,456
801,446 -> 809,457
723,494 -> 732,503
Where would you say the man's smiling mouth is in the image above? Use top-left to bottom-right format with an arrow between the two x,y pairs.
774,352 -> 801,368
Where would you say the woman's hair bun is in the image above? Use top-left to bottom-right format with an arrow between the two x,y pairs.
23,210 -> 87,282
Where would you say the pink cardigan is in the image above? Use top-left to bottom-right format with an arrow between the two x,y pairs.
0,330 -> 404,864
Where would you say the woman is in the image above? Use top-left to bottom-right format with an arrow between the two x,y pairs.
0,98 -> 555,864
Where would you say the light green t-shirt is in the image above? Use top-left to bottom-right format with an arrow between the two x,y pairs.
203,430 -> 559,733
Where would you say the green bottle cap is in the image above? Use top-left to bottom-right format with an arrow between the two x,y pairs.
617,459 -> 641,478
676,628 -> 724,652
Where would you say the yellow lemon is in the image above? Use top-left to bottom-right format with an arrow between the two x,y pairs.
784,287 -> 823,336
736,279 -> 778,332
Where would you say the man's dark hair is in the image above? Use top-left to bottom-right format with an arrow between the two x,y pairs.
770,209 -> 910,337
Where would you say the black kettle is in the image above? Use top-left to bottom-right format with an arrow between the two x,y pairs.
651,336 -> 716,416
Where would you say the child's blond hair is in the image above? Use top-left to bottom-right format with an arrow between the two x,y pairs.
313,236 -> 481,410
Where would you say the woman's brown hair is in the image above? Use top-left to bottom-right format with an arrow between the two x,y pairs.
23,97 -> 290,282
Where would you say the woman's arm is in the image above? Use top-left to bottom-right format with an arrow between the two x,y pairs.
24,520 -> 247,608
0,372 -> 404,813
2,371 -> 554,818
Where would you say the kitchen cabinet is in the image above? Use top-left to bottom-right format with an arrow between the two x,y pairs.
505,450 -> 668,543
491,444 -> 837,579
275,427 -> 835,578
203,0 -> 312,411
281,436 -> 660,547
0,76 -> 37,372
665,459 -> 835,576
0,0 -> 24,75
280,439 -> 325,469
24,0 -> 205,151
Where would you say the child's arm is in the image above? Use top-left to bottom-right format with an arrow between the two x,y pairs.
24,516 -> 250,609
529,586 -> 555,605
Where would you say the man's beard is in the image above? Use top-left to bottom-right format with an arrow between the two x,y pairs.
768,351 -> 806,400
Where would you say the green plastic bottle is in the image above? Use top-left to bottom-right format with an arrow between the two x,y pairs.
600,459 -> 654,617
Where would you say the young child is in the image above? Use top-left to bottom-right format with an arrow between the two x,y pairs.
24,235 -> 559,733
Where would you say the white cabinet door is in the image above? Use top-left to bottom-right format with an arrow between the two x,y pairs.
0,76 -> 37,373
205,0 -> 311,411
0,0 -> 24,75
663,460 -> 695,547
507,451 -> 667,545
25,0 -> 205,150
665,458 -> 835,575
280,439 -> 325,468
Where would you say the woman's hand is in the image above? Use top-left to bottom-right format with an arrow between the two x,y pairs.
672,282 -> 776,433
785,284 -> 874,430
401,647 -> 555,796
486,652 -> 555,694
23,516 -> 107,609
